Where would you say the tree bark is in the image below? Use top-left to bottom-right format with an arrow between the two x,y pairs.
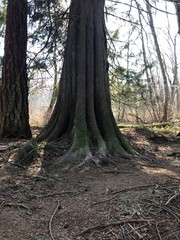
0,0 -> 31,138
136,2 -> 158,122
146,3 -> 170,122
37,0 -> 134,164
46,40 -> 59,118
170,34 -> 180,116
175,2 -> 180,33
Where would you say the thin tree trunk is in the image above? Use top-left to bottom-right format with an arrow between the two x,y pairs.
136,2 -> 158,121
170,35 -> 179,117
146,3 -> 170,122
46,40 -> 59,118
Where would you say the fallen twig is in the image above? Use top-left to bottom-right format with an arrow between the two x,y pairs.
101,170 -> 136,174
36,187 -> 88,198
92,195 -> 116,205
78,218 -> 153,235
167,176 -> 180,181
126,223 -> 149,235
111,184 -> 156,195
49,200 -> 61,240
37,191 -> 75,198
162,206 -> 180,221
144,198 -> 180,222
163,229 -> 180,240
92,184 -> 158,205
128,223 -> 143,239
7,161 -> 26,169
165,192 -> 180,206
155,222 -> 163,240
2,202 -> 29,210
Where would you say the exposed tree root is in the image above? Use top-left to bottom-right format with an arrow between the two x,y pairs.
55,147 -> 105,169
36,0 -> 138,166
54,142 -> 133,170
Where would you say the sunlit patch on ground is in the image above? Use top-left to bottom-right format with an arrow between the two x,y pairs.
142,166 -> 179,178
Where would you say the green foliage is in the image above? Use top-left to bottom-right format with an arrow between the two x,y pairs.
0,0 -> 6,29
151,121 -> 180,135
28,0 -> 68,71
111,29 -> 119,40
110,64 -> 148,108
25,0 -> 69,100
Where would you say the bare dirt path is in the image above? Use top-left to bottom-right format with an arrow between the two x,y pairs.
0,128 -> 179,240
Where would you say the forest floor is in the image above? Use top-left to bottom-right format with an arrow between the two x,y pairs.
0,126 -> 180,240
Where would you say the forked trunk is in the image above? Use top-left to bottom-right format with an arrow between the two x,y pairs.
37,0 -> 134,163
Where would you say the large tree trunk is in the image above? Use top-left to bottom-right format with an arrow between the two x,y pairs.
37,0 -> 134,164
0,0 -> 31,139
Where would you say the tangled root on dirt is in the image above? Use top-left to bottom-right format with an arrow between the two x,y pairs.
54,149 -> 114,171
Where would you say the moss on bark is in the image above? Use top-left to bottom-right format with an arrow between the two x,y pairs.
37,0 -> 135,166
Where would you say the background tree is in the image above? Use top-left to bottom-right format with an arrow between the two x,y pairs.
37,0 -> 134,164
146,2 -> 170,121
27,0 -> 68,122
1,0 -> 178,128
0,0 -> 6,76
0,0 -> 31,138
107,0 -> 179,123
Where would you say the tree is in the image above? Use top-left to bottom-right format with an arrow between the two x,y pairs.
27,0 -> 67,120
175,1 -> 180,33
0,0 -> 6,74
146,2 -> 170,122
45,39 -> 59,117
37,0 -> 134,164
136,1 -> 159,121
0,0 -> 31,138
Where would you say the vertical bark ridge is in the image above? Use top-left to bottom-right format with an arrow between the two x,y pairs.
37,0 -> 80,141
68,0 -> 91,157
93,0 -> 131,157
38,0 -> 134,162
86,1 -> 108,156
0,0 -> 31,139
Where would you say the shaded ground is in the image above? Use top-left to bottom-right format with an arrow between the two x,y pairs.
0,127 -> 180,240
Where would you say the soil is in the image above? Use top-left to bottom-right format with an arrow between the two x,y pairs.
0,128 -> 179,240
